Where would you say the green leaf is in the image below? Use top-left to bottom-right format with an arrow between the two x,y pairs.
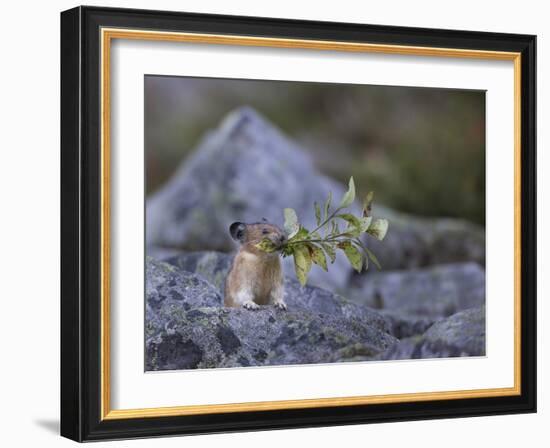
338,177 -> 356,209
359,216 -> 373,233
314,202 -> 321,226
362,191 -> 374,217
283,208 -> 300,238
323,191 -> 332,220
288,226 -> 309,243
337,213 -> 361,228
280,184 -> 387,279
363,244 -> 382,270
293,245 -> 312,286
338,241 -> 363,273
310,244 -> 328,271
337,213 -> 372,237
281,244 -> 294,258
320,242 -> 336,263
367,218 -> 389,241
359,244 -> 369,270
352,238 -> 382,270
255,238 -> 278,253
337,213 -> 365,237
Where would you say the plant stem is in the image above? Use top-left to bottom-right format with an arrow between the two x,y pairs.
308,206 -> 343,237
285,233 -> 350,247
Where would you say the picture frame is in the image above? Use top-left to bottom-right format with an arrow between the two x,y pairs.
60,5 -> 536,442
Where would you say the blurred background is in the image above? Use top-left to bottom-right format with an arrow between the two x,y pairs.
145,76 -> 485,225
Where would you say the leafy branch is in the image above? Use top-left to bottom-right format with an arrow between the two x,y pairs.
255,177 -> 389,286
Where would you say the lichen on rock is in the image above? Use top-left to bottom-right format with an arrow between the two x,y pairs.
378,307 -> 486,360
145,256 -> 397,370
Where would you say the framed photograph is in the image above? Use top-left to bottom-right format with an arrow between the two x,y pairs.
60,6 -> 536,442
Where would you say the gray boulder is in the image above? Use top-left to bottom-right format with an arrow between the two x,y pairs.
146,107 -> 484,289
350,262 -> 485,318
146,306 -> 397,370
424,306 -> 486,354
163,251 -> 390,333
367,205 -> 485,269
379,307 -> 486,360
165,251 -> 234,291
145,255 -> 397,370
146,106 -> 345,251
146,256 -> 222,314
378,310 -> 439,339
147,246 -> 185,261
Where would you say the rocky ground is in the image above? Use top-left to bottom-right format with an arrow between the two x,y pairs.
145,107 -> 486,371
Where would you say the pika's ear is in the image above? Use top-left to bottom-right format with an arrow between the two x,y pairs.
229,222 -> 247,242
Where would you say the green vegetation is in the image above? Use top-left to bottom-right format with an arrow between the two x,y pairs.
255,177 -> 388,286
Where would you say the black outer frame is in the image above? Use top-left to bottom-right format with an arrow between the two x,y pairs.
60,5 -> 536,442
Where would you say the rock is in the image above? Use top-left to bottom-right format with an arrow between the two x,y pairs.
146,306 -> 398,370
147,246 -> 184,261
365,205 -> 485,271
145,254 -> 397,370
350,262 -> 485,318
378,310 -> 439,339
146,107 -> 485,289
163,251 -> 390,334
283,277 -> 390,333
146,257 -> 222,315
423,306 -> 486,355
165,251 -> 234,291
146,107 -> 345,251
379,307 -> 485,360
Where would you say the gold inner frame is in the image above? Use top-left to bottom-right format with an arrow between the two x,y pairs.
100,27 -> 522,421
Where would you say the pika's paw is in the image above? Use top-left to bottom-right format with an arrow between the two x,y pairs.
242,300 -> 260,310
273,301 -> 287,311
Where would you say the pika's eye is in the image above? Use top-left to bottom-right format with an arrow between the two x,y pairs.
262,229 -> 269,235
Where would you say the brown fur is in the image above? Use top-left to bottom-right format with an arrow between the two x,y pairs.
224,223 -> 287,310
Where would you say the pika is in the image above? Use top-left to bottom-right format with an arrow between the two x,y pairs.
224,221 -> 287,310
